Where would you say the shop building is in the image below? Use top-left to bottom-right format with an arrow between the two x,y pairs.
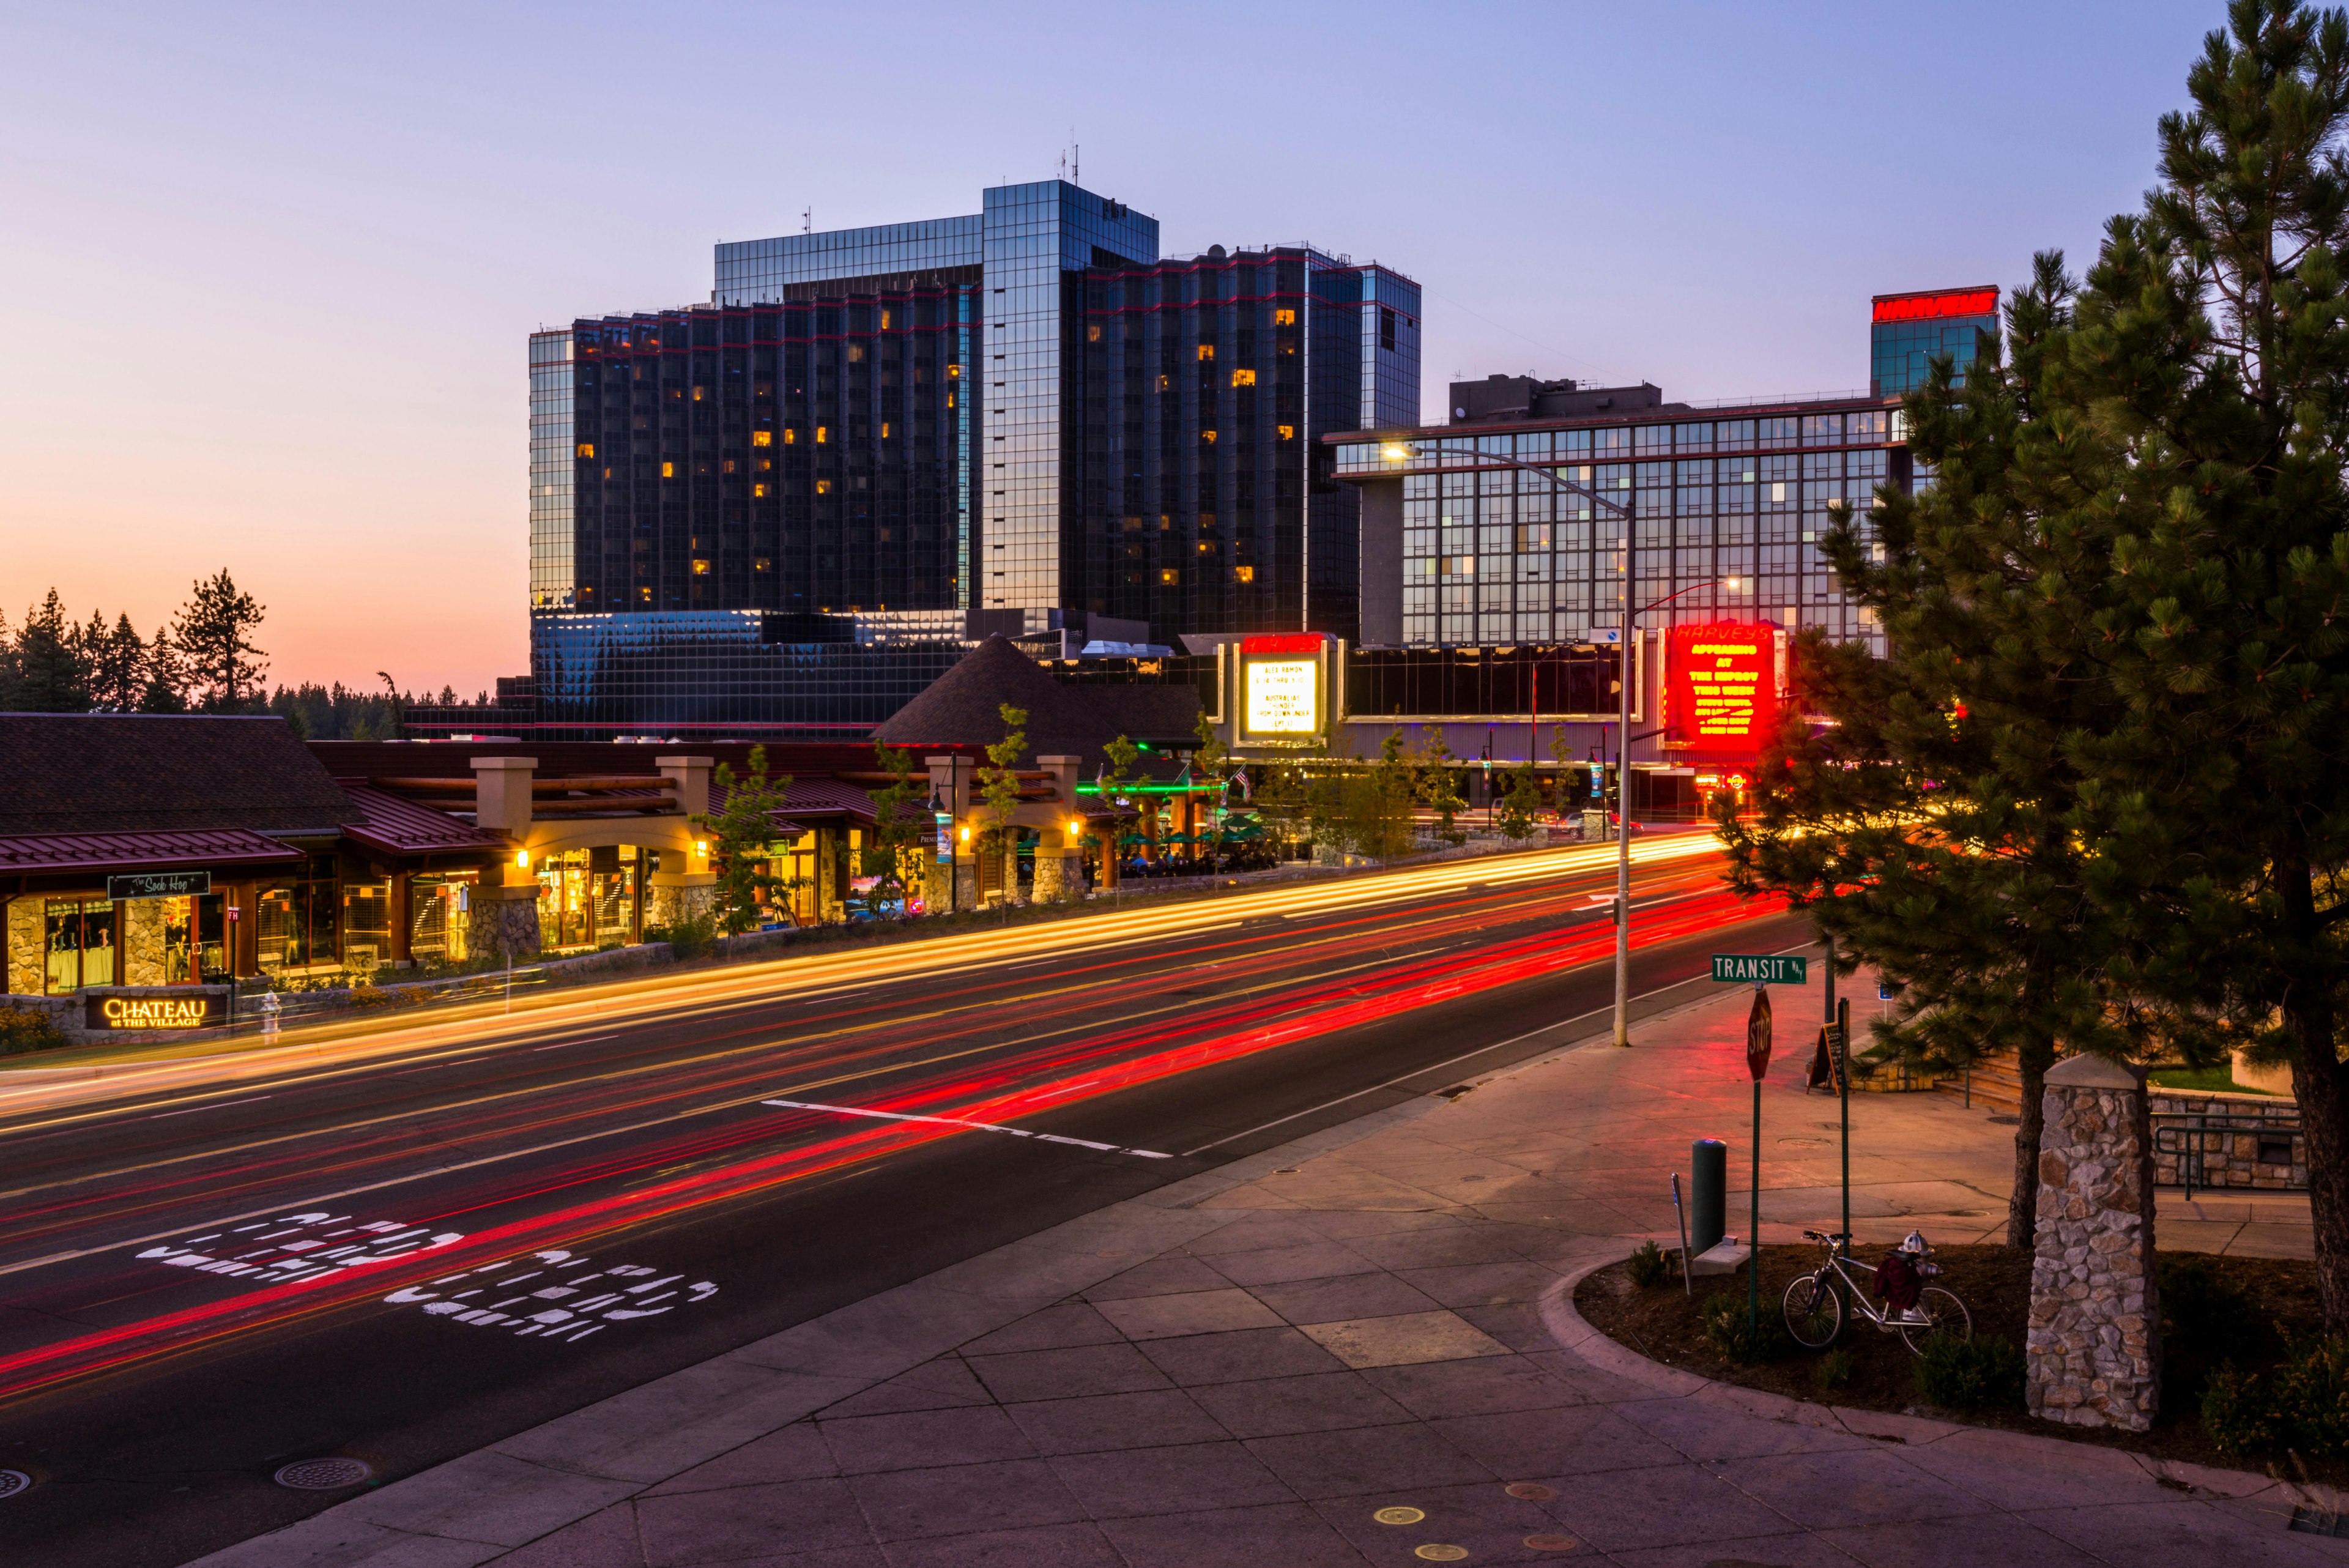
1,718 -> 899,1020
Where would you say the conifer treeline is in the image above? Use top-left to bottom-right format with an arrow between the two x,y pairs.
0,570 -> 495,738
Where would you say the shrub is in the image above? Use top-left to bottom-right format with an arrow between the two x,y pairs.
2204,1337 -> 2349,1458
663,912 -> 718,960
1913,1333 -> 2025,1410
1625,1240 -> 1670,1289
1702,1290 -> 1790,1364
2161,1254 -> 2259,1360
0,1004 -> 69,1056
1815,1348 -> 1854,1392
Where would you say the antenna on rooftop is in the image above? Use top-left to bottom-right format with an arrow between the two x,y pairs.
802,206 -> 812,235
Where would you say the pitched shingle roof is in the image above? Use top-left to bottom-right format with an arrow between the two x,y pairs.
0,828 -> 304,877
873,636 -> 1111,766
0,715 -> 362,836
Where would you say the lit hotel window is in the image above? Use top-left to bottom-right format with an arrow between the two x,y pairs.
1277,425 -> 1295,440
881,423 -> 891,439
576,442 -> 595,458
816,478 -> 833,494
692,385 -> 705,401
692,559 -> 710,574
722,459 -> 736,474
752,430 -> 772,447
1236,565 -> 1255,582
879,310 -> 891,329
1232,369 -> 1256,387
1201,430 -> 1218,444
1159,568 -> 1179,584
1086,324 -> 1102,342
661,461 -> 675,478
1197,344 -> 1215,361
754,557 -> 772,572
847,344 -> 864,363
815,426 -> 828,444
753,483 -> 768,497
1156,374 -> 1170,392
947,363 -> 959,377
784,428 -> 797,444
1274,308 -> 1296,326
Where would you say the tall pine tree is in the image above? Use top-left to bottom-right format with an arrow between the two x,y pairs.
2052,0 -> 2349,1331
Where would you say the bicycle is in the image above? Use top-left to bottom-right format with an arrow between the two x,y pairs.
1783,1228 -> 1972,1354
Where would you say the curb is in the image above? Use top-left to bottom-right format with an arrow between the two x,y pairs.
1537,1251 -> 2307,1510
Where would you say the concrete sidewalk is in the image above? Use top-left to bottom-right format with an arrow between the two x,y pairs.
193,978 -> 2336,1567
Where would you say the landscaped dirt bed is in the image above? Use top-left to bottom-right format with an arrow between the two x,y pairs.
1575,1243 -> 2340,1482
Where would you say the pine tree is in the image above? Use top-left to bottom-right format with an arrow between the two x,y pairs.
1718,255 -> 2150,1250
139,626 -> 187,712
171,570 -> 267,712
15,590 -> 91,712
2046,0 -> 2349,1331
86,612 -> 149,712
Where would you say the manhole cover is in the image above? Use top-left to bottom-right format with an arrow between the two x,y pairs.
1374,1506 -> 1425,1525
1505,1481 -> 1556,1501
1524,1534 -> 1579,1552
273,1458 -> 373,1490
0,1470 -> 30,1499
1415,1548 -> 1469,1562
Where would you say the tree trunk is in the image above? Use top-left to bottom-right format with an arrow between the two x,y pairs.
2287,990 -> 2349,1337
2006,1030 -> 2058,1250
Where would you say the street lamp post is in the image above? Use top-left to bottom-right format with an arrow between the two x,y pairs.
1378,439 -> 1739,1050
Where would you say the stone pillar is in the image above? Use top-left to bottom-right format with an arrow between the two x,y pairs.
2027,1053 -> 2161,1432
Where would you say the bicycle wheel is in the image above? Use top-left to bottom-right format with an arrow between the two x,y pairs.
1899,1287 -> 1973,1354
1782,1272 -> 1845,1350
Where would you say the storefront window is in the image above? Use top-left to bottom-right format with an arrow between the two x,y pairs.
409,875 -> 474,965
44,897 -> 114,993
160,894 -> 226,984
258,854 -> 339,974
343,877 -> 391,973
535,846 -> 640,953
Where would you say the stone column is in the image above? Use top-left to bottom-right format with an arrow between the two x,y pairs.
2027,1053 -> 2161,1432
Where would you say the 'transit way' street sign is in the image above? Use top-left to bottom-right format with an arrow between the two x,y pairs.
1711,953 -> 1808,985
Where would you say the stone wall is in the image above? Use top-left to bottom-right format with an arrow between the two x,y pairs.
2027,1053 -> 2161,1432
2147,1087 -> 2303,1191
5,899 -> 42,998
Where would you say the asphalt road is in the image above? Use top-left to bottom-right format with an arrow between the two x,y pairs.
0,837 -> 1805,1567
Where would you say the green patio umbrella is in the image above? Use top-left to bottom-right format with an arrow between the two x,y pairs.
1118,833 -> 1149,845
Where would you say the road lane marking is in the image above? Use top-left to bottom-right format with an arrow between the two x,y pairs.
150,1096 -> 270,1119
762,1098 -> 1172,1159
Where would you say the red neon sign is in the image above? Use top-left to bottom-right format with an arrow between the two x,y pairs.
1240,633 -> 1327,655
1871,288 -> 1998,324
1665,623 -> 1778,762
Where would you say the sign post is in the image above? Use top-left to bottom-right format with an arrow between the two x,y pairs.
1745,984 -> 1772,1339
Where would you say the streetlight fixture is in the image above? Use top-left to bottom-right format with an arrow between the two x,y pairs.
1378,437 -> 1732,1050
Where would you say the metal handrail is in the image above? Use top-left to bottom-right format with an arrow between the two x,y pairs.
2153,1110 -> 2306,1197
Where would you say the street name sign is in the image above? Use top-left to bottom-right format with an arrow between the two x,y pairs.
1712,953 -> 1807,985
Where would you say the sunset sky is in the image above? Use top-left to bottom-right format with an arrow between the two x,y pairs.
4,2 -> 2216,696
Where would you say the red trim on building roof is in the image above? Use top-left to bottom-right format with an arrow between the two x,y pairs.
0,829 -> 304,877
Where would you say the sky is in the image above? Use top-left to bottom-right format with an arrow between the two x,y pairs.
1,1 -> 2226,696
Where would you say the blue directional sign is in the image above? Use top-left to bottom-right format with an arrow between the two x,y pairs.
1711,953 -> 1808,985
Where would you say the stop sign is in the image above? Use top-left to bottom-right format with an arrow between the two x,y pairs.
1745,986 -> 1773,1081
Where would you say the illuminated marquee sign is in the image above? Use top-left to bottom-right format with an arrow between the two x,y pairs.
1665,623 -> 1778,760
83,987 -> 230,1031
1871,287 -> 1998,324
1239,633 -> 1326,738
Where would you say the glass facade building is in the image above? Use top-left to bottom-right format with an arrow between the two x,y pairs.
529,329 -> 576,610
1334,398 -> 1902,656
566,290 -> 976,617
1072,245 -> 1420,645
536,180 -> 1414,670
1870,286 -> 1999,397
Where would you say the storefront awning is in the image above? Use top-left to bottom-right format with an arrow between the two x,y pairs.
0,828 -> 305,879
